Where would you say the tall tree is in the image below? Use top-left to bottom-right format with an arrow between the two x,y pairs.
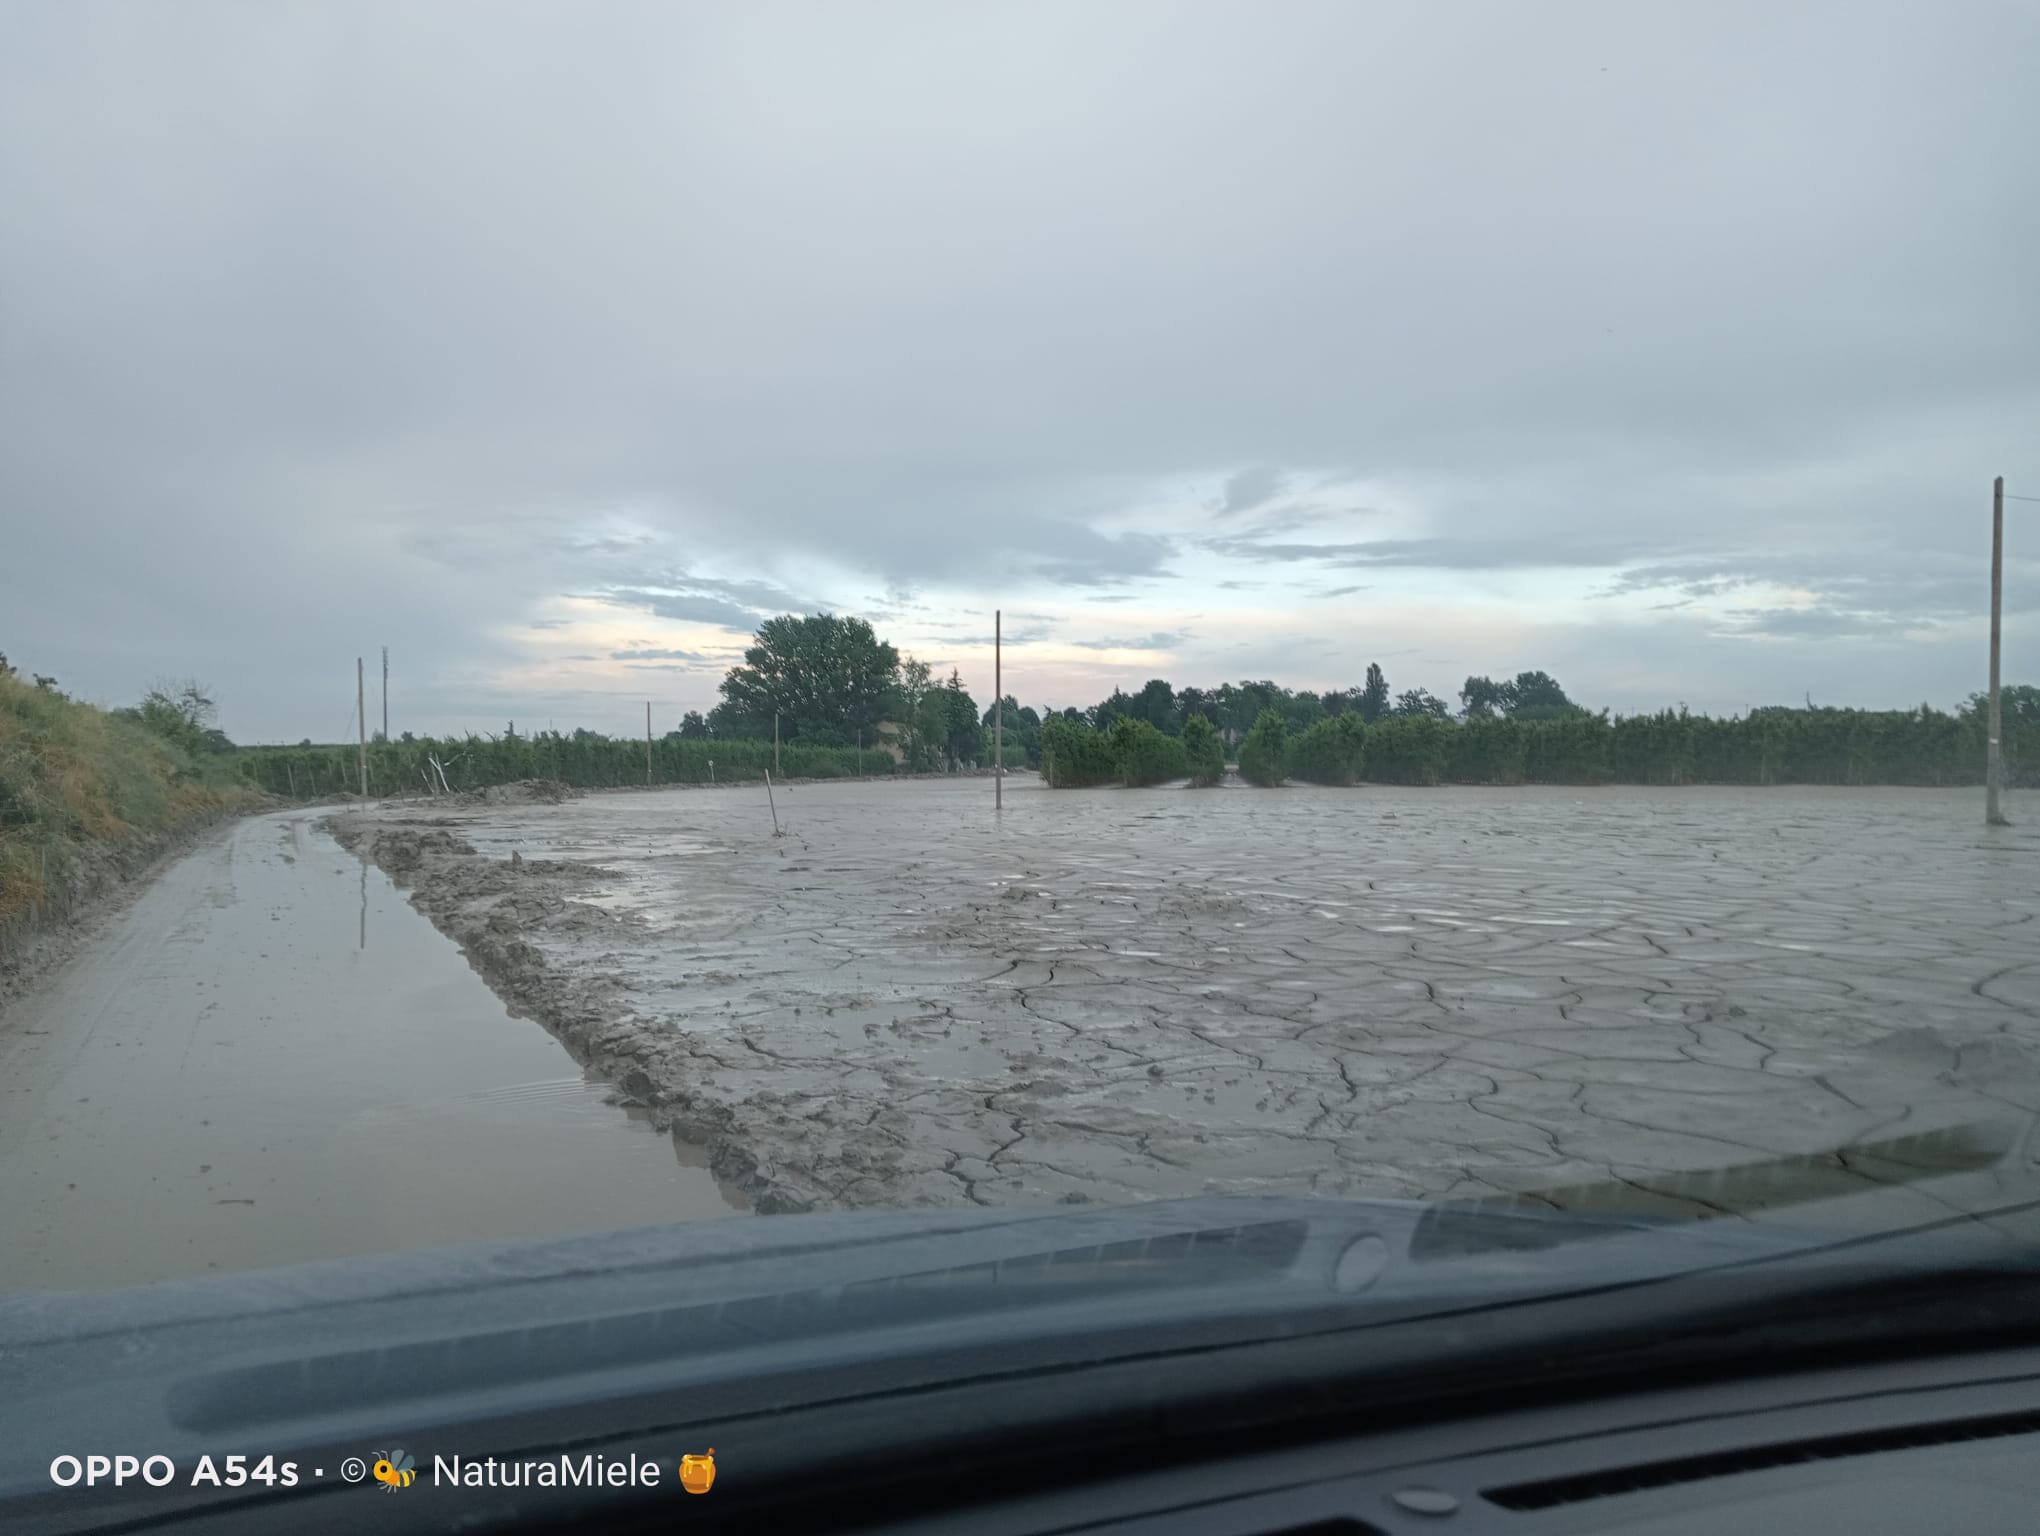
1282,690 -> 1326,731
1129,677 -> 1178,733
1459,675 -> 1510,718
1507,670 -> 1577,718
979,695 -> 1042,766
1395,687 -> 1452,720
717,613 -> 899,746
1090,687 -> 1136,731
1358,663 -> 1391,723
931,669 -> 981,768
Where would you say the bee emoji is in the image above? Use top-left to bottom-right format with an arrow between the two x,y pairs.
371,1450 -> 417,1491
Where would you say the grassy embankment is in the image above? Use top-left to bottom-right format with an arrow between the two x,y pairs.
0,673 -> 262,947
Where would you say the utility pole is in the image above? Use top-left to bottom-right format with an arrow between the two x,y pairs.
381,645 -> 388,742
1987,475 -> 2009,826
774,711 -> 781,777
646,701 -> 654,787
356,656 -> 368,798
994,609 -> 1003,811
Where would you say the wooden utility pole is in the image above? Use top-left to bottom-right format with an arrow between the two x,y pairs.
381,646 -> 389,742
994,609 -> 1003,811
356,657 -> 368,798
1987,475 -> 2009,825
774,711 -> 781,777
646,701 -> 654,786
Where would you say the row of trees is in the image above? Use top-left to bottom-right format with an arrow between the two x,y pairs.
640,613 -> 2040,791
1045,690 -> 2040,789
676,617 -> 1594,772
229,727 -> 894,799
1069,666 -> 1579,738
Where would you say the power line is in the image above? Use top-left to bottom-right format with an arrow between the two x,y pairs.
2004,492 -> 2040,504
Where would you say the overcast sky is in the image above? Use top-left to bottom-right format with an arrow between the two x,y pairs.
4,1 -> 2036,741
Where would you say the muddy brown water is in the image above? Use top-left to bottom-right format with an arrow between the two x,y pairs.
0,812 -> 737,1292
373,774 -> 2040,1224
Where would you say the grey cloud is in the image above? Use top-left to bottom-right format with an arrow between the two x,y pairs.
1719,607 -> 1926,640
1205,535 -> 1641,569
1028,530 -> 1176,587
589,567 -> 832,634
1607,549 -> 2040,628
1315,584 -> 1370,598
1219,465 -> 1285,514
611,647 -> 717,662
599,590 -> 761,632
925,624 -> 1052,647
1068,631 -> 1190,651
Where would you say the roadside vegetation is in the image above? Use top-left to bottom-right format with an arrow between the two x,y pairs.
232,732 -> 893,798
0,661 -> 259,938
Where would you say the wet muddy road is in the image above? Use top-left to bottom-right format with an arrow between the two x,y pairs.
0,811 -> 736,1292
337,777 -> 2040,1221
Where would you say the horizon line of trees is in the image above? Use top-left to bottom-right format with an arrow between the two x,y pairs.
1043,692 -> 2038,790
25,622 -> 2030,796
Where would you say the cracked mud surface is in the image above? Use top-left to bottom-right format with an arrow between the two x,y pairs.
332,778 -> 2040,1220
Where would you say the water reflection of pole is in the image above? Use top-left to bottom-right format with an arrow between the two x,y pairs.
359,857 -> 367,951
1987,476 -> 2008,827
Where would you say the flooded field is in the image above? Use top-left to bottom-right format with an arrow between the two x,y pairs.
338,777 -> 2040,1224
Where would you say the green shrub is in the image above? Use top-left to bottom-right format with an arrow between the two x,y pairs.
1041,715 -> 1120,787
1236,709 -> 1289,786
1363,715 -> 1449,785
1518,711 -> 1613,784
230,733 -> 892,798
1181,715 -> 1225,786
1289,714 -> 1366,785
1449,716 -> 1526,785
1109,717 -> 1188,786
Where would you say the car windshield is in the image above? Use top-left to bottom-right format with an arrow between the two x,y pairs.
0,0 -> 2035,1472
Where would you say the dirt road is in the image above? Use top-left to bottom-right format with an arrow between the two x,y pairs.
0,811 -> 735,1292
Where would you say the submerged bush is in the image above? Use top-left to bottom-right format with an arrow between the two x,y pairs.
1041,715 -> 1120,787
1364,715 -> 1450,785
1236,709 -> 1289,787
1288,714 -> 1366,786
1110,718 -> 1188,786
1181,715 -> 1225,786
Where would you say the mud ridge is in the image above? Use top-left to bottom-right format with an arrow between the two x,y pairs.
326,814 -> 804,1212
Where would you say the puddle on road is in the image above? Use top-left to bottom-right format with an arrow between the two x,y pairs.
0,813 -> 740,1293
